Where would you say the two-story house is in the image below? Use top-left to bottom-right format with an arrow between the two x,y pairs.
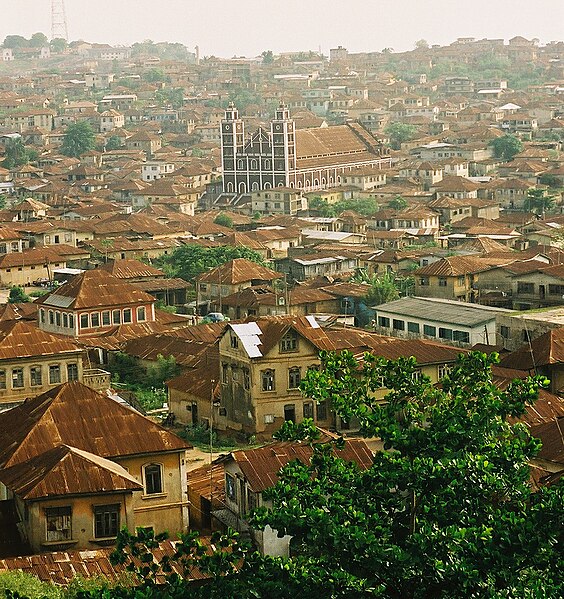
0,381 -> 190,554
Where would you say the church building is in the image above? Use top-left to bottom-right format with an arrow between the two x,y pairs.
221,102 -> 391,194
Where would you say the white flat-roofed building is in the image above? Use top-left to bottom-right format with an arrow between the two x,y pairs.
374,296 -> 514,347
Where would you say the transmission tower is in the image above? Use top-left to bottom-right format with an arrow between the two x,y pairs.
51,0 -> 69,41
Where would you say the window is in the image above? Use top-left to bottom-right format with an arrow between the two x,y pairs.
243,368 -> 250,390
500,325 -> 510,339
91,312 -> 100,327
0,370 -> 6,389
49,365 -> 61,384
264,414 -> 275,424
419,277 -> 429,286
316,401 -> 327,421
438,277 -> 447,287
261,369 -> 275,391
288,367 -> 301,389
226,473 -> 236,501
68,314 -> 74,329
222,363 -> 228,384
517,282 -> 534,294
123,309 -> 132,324
548,284 -> 564,296
521,329 -> 532,343
112,310 -> 121,325
46,506 -> 72,542
11,368 -> 23,388
63,313 -> 68,328
407,322 -> 420,333
303,402 -> 314,419
67,363 -> 78,381
438,328 -> 453,340
31,366 -> 42,386
80,314 -> 89,329
136,306 -> 146,322
94,504 -> 120,539
392,319 -> 405,331
49,310 -> 54,325
55,312 -> 61,327
230,334 -> 239,349
144,464 -> 163,495
378,316 -> 390,328
438,364 -> 452,379
40,309 -> 45,324
453,330 -> 470,343
280,331 -> 298,352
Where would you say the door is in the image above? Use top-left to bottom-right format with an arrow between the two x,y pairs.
539,285 -> 545,299
191,403 -> 198,425
284,404 -> 296,423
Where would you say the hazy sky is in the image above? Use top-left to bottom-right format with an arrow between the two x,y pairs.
3,0 -> 564,58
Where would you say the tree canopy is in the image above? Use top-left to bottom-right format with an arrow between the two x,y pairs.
155,244 -> 267,282
489,134 -> 523,161
1,138 -> 38,170
384,122 -> 417,150
36,352 -> 563,599
525,188 -> 556,216
60,122 -> 95,158
252,351 -> 563,598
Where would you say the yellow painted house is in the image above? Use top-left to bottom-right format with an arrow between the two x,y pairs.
0,382 -> 190,555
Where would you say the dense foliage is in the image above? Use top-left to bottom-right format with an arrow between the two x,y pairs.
155,245 -> 266,282
61,122 -> 96,158
308,196 -> 379,217
6,353 -> 564,598
489,134 -> 523,161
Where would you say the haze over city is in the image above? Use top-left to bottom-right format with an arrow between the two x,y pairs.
3,0 -> 564,57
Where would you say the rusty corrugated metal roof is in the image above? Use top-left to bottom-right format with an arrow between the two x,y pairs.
197,258 -> 281,285
100,258 -> 165,279
0,321 -> 81,360
0,538 -> 220,585
36,269 -> 156,310
228,437 -> 373,493
0,444 -> 143,500
0,381 -> 190,468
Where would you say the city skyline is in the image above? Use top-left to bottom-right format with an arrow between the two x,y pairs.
2,0 -> 564,58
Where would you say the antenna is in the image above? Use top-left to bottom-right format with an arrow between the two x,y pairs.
51,0 -> 69,41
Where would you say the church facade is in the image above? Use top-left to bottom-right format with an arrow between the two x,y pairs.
220,103 -> 391,194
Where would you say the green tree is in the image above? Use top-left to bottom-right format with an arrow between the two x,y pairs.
214,213 -> 234,228
307,196 -> 335,217
145,354 -> 180,389
489,134 -> 523,161
8,286 -> 30,303
104,135 -> 122,151
49,38 -> 68,53
414,39 -> 429,49
261,50 -> 274,64
29,32 -> 49,48
60,122 -> 95,158
3,35 -> 27,49
388,195 -> 408,210
538,173 -> 561,189
156,245 -> 266,282
144,68 -> 167,83
252,351 -> 564,598
384,122 -> 417,150
333,197 -> 379,217
2,138 -> 32,169
525,188 -> 556,216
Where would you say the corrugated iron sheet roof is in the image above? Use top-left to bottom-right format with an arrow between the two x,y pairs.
500,328 -> 564,370
0,321 -> 81,360
229,437 -> 373,493
197,258 -> 281,285
36,269 -> 156,310
0,538 -> 219,585
0,444 -> 143,500
100,258 -> 165,279
0,381 -> 190,468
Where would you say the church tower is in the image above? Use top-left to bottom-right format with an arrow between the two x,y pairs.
270,102 -> 296,187
221,103 -> 245,194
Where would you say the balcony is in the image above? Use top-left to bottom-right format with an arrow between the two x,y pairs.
82,368 -> 111,392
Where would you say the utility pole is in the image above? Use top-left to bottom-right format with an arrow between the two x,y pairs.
51,0 -> 69,41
